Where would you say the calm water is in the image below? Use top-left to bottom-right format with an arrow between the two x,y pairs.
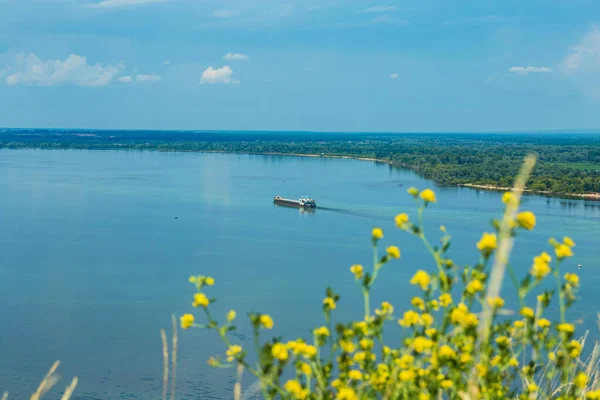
1,149 -> 599,399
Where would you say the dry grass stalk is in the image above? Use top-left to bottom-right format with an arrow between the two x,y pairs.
160,328 -> 169,400
2,391 -> 8,400
30,361 -> 61,400
234,364 -> 244,400
465,155 -> 537,399
171,314 -> 178,400
60,378 -> 78,400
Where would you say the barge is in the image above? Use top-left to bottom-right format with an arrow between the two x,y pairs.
274,195 -> 317,208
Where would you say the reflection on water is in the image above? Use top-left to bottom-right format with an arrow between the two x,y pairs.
273,203 -> 316,216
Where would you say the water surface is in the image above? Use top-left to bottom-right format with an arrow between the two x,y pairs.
1,149 -> 599,399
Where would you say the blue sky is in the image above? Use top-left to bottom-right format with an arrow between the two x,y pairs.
0,0 -> 599,132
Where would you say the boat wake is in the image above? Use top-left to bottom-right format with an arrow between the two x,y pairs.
318,206 -> 389,221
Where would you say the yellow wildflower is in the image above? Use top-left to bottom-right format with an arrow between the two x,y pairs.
438,345 -> 456,359
502,192 -> 516,205
466,279 -> 484,294
395,213 -> 410,228
205,276 -> 215,286
412,336 -> 433,353
528,384 -> 538,392
407,187 -> 419,197
336,388 -> 357,400
226,345 -> 242,362
508,357 -> 519,367
557,323 -> 575,334
476,364 -> 488,378
439,293 -> 453,307
490,355 -> 501,366
451,303 -> 478,327
419,393 -> 430,400
227,310 -> 236,321
395,354 -> 414,369
537,318 -> 551,329
460,354 -> 471,364
531,255 -> 551,279
284,379 -> 308,400
425,328 -> 437,337
495,336 -> 510,347
412,297 -> 425,310
379,301 -> 394,315
514,320 -> 526,328
372,228 -> 384,240
564,273 -> 580,287
302,345 -> 317,358
260,314 -> 274,329
440,380 -> 453,389
399,310 -> 420,327
563,236 -> 576,247
568,340 -> 582,358
487,296 -> 504,308
555,244 -> 573,259
520,307 -> 535,319
188,275 -> 197,284
350,264 -> 363,279
399,369 -> 416,382
429,299 -> 439,310
299,362 -> 311,375
420,188 -> 437,203
476,232 -> 497,253
386,246 -> 400,259
340,340 -> 356,353
314,326 -> 330,337
410,270 -> 431,290
272,343 -> 289,361
420,313 -> 434,327
331,379 -> 342,389
192,293 -> 209,308
359,338 -> 374,350
180,313 -> 194,329
323,297 -> 336,310
575,372 -> 588,389
353,352 -> 366,363
516,211 -> 536,230
207,356 -> 218,366
588,390 -> 600,400
355,321 -> 368,335
348,370 -> 363,380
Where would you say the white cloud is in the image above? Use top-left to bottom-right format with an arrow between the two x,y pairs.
136,73 -> 162,82
389,73 -> 399,79
362,6 -> 399,13
3,53 -> 120,87
560,26 -> 600,75
89,0 -> 170,9
163,60 -> 171,65
212,9 -> 238,19
117,76 -> 132,83
200,66 -> 239,84
363,15 -> 408,26
223,53 -> 249,61
508,66 -> 553,75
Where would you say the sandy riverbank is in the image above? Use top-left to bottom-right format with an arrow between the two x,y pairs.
460,183 -> 600,200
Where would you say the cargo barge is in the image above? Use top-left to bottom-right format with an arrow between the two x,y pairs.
274,195 -> 317,208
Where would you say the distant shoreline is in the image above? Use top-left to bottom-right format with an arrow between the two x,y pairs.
241,151 -> 600,200
206,150 -> 600,200
3,146 -> 600,200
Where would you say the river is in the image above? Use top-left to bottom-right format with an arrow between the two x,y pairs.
0,149 -> 599,399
